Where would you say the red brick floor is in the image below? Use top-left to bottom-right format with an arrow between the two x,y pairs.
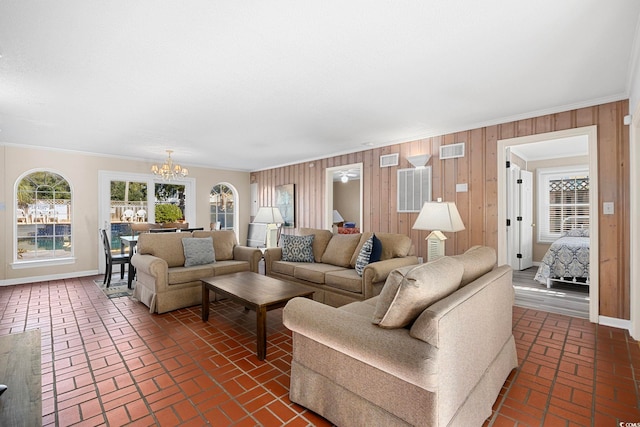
0,276 -> 638,426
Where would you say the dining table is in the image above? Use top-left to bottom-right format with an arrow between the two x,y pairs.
119,235 -> 139,288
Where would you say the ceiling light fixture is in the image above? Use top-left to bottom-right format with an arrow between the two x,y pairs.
151,150 -> 188,181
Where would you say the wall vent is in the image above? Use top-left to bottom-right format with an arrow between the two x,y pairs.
380,153 -> 399,168
440,142 -> 465,159
397,167 -> 432,212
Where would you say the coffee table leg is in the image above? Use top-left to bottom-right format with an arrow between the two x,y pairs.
256,306 -> 267,360
202,284 -> 209,322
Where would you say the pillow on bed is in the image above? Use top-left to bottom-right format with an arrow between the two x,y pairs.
564,228 -> 589,237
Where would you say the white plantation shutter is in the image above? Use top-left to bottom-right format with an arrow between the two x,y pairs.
537,166 -> 589,243
397,167 -> 431,212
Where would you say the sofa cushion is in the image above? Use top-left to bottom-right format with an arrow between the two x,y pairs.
322,234 -> 361,267
372,257 -> 464,328
193,230 -> 237,261
136,232 -> 193,268
451,245 -> 496,287
281,234 -> 315,262
211,260 -> 250,276
300,228 -> 334,262
376,232 -> 412,261
182,237 -> 215,267
325,269 -> 364,293
295,264 -> 346,284
272,260 -> 301,276
167,264 -> 215,285
355,235 -> 374,276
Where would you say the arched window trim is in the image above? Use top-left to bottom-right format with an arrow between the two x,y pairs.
210,182 -> 239,239
12,168 -> 76,268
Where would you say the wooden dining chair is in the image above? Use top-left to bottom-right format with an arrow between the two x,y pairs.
100,229 -> 130,287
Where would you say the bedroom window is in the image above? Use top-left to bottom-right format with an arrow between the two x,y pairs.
537,166 -> 589,243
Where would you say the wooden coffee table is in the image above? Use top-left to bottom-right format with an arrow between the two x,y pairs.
201,271 -> 314,361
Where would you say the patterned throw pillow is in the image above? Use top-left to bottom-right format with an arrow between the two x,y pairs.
281,235 -> 315,262
355,235 -> 374,276
182,237 -> 215,267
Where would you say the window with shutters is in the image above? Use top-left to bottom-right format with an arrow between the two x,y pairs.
537,166 -> 589,243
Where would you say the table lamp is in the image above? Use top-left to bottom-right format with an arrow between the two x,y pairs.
253,207 -> 285,245
412,199 -> 465,261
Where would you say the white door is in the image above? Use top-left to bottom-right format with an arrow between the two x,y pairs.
517,170 -> 534,270
506,162 -> 520,270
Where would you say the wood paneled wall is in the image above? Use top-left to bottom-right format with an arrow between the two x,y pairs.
251,101 -> 630,319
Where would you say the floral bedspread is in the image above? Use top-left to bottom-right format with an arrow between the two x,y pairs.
534,236 -> 590,285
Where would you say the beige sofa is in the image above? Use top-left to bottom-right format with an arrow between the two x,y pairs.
283,246 -> 518,427
132,230 -> 262,314
264,228 -> 419,307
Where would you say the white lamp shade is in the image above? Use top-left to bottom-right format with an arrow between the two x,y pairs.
412,201 -> 465,232
332,210 -> 344,223
253,207 -> 284,224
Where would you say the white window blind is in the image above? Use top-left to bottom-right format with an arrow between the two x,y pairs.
537,166 -> 589,243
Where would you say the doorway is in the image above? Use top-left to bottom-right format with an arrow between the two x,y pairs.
497,126 -> 599,322
325,163 -> 363,230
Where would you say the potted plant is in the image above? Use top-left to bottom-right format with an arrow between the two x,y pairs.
154,204 -> 183,226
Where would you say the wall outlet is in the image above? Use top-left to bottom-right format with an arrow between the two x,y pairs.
418,257 -> 424,264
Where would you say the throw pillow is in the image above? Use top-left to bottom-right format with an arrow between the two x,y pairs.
355,235 -> 374,276
182,237 -> 216,267
369,234 -> 382,263
372,257 -> 463,329
281,235 -> 315,262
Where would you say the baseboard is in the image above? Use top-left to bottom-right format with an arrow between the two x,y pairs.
0,270 -> 99,286
598,315 -> 632,332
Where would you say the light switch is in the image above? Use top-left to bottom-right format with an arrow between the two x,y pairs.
603,202 -> 614,215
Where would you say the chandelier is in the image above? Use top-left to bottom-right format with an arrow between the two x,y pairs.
151,150 -> 188,180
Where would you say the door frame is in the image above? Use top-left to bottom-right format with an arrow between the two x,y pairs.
324,163 -> 363,230
497,125 -> 599,323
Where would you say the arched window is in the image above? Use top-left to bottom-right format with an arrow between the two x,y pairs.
16,170 -> 72,262
210,183 -> 236,231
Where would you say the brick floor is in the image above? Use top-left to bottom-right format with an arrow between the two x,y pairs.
0,276 -> 638,426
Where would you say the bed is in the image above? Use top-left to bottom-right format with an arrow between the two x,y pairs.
534,228 -> 590,288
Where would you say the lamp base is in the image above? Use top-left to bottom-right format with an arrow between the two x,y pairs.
426,232 -> 447,262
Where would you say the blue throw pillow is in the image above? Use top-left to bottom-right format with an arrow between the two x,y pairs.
281,235 -> 315,262
369,234 -> 383,263
182,237 -> 216,267
355,235 -> 374,276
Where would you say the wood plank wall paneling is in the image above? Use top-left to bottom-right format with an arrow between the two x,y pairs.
251,100 -> 631,319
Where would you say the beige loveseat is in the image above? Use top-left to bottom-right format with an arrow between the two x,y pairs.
283,246 -> 518,427
264,228 -> 419,307
132,230 -> 262,314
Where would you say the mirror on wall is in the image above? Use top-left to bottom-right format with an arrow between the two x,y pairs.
325,163 -> 363,231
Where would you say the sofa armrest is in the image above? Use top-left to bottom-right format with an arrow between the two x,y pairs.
233,245 -> 263,273
361,256 -> 420,299
131,253 -> 169,291
263,247 -> 282,275
283,297 -> 435,387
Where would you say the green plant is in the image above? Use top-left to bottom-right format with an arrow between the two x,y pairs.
155,204 -> 183,223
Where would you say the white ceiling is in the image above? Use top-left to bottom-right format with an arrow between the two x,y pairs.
509,135 -> 589,162
1,1 -> 639,172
